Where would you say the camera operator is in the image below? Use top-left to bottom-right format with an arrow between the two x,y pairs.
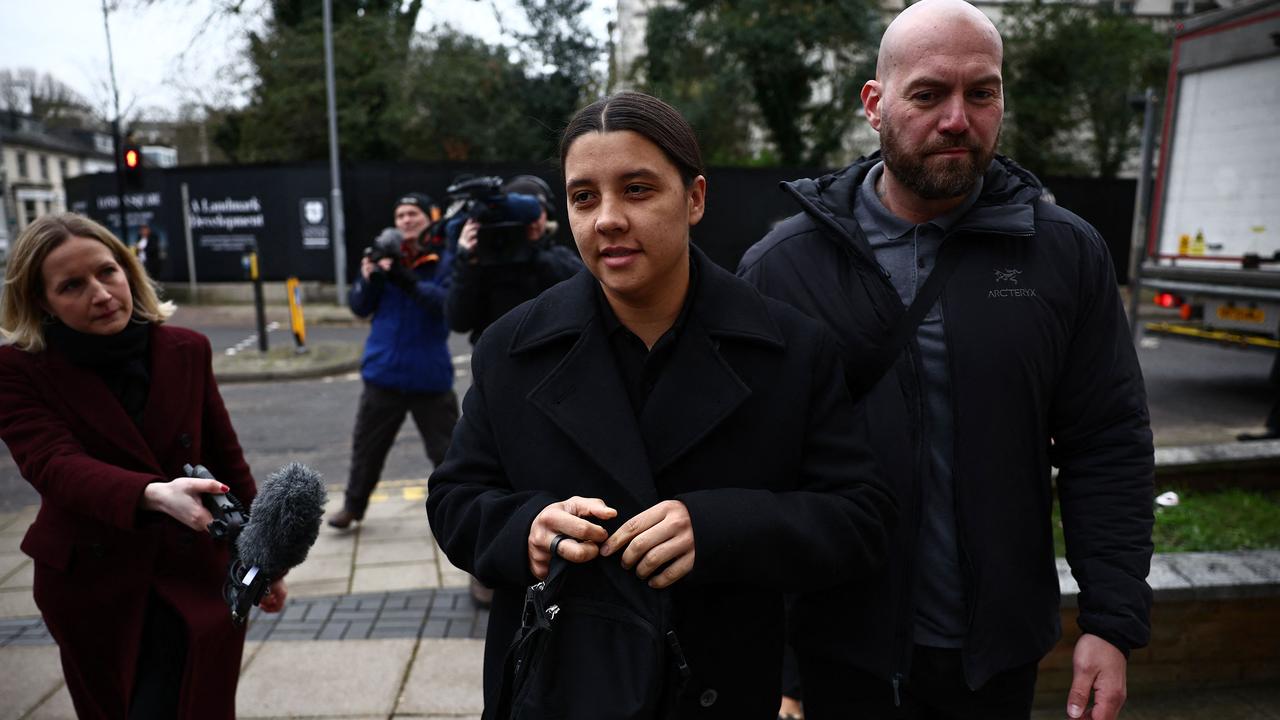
446,175 -> 583,345
328,192 -> 459,530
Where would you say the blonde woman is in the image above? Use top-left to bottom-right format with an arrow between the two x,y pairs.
0,213 -> 284,718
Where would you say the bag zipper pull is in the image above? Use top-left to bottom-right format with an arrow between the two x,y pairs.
892,672 -> 903,707
665,630 -> 692,680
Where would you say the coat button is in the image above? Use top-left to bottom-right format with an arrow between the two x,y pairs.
699,688 -> 717,707
180,433 -> 192,448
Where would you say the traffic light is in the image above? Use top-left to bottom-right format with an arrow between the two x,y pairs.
122,140 -> 143,187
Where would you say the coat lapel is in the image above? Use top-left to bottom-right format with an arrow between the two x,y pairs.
516,249 -> 785,504
43,341 -> 160,472
138,325 -> 188,462
640,247 -> 786,474
527,322 -> 659,511
638,318 -> 751,475
520,274 -> 659,511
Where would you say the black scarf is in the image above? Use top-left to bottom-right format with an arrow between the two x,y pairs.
45,319 -> 152,426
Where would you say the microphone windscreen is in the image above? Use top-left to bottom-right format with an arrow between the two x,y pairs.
237,463 -> 327,575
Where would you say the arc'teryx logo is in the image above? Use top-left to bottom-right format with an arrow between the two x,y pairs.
994,268 -> 1021,284
989,268 -> 1037,298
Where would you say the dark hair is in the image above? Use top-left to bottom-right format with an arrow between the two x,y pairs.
559,91 -> 704,187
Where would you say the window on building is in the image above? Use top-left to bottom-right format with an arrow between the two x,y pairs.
1172,0 -> 1188,13
23,200 -> 38,224
59,158 -> 69,179
16,152 -> 28,179
1116,0 -> 1135,14
38,155 -> 48,180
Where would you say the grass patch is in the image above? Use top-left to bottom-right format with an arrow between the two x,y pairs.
1052,488 -> 1280,556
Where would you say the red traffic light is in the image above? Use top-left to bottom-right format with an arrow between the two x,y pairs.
124,148 -> 140,169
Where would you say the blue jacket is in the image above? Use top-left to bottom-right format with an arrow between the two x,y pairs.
350,254 -> 454,394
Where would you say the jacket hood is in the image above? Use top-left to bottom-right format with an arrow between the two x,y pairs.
782,152 -> 1042,265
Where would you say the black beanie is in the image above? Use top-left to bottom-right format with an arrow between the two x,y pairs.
395,192 -> 434,214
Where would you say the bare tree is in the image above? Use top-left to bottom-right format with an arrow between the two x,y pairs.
0,68 -> 92,126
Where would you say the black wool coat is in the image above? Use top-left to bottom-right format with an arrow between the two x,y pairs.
427,247 -> 896,719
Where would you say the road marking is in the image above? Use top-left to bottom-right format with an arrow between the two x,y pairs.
325,478 -> 429,505
222,322 -> 284,355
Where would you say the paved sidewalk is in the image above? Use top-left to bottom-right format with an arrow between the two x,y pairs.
5,479 -> 1280,718
0,478 -> 493,719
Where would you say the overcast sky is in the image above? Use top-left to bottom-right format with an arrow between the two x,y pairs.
0,0 -> 614,117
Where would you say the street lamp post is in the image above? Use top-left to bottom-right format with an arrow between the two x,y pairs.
323,0 -> 347,305
101,0 -> 128,241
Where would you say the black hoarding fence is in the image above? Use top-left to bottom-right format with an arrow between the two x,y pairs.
66,164 -> 335,284
63,163 -> 1138,283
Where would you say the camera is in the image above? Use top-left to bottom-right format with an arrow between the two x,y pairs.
446,175 -> 544,266
363,228 -> 404,264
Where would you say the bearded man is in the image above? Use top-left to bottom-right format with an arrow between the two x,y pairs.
738,1 -> 1155,718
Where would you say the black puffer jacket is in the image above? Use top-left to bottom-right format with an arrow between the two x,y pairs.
738,154 -> 1154,691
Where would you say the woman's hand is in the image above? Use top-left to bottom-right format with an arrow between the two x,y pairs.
527,496 -> 617,579
141,477 -> 228,533
601,500 -> 695,589
259,577 -> 288,613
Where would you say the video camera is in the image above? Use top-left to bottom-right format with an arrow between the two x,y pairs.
446,175 -> 544,266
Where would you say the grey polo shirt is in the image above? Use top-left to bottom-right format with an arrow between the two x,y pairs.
853,162 -> 982,648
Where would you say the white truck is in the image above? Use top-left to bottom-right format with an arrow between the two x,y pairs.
1140,0 -> 1280,353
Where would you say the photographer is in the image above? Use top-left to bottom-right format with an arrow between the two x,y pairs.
446,175 -> 583,345
328,192 -> 459,530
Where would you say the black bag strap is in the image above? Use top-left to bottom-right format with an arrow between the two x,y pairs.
847,239 -> 966,399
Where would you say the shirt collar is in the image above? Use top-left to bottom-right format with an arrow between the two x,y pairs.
857,161 -> 985,238
596,254 -> 700,341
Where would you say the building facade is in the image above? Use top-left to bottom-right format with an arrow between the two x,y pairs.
0,114 -> 114,247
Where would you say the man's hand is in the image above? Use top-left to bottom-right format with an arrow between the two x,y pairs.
601,500 -> 695,589
1067,633 -> 1128,720
458,219 -> 481,254
141,477 -> 229,532
528,496 -> 617,579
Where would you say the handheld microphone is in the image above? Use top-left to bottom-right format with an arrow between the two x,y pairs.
224,462 -> 327,624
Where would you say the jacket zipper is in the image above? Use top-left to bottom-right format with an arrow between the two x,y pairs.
793,177 -> 1039,702
831,224 -> 924,707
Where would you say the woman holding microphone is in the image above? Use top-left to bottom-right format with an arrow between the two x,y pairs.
0,212 -> 285,719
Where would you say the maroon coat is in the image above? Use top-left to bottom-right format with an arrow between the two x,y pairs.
0,323 -> 255,719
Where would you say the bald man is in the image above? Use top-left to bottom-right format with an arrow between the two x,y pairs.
740,1 -> 1154,718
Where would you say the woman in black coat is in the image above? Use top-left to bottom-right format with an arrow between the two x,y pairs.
426,91 -> 896,719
